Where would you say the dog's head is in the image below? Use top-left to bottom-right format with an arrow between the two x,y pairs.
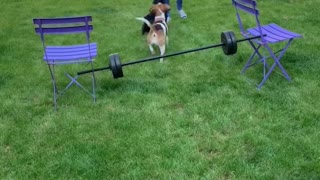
149,3 -> 170,16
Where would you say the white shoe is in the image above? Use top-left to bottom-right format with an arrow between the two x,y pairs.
167,16 -> 171,23
178,10 -> 187,19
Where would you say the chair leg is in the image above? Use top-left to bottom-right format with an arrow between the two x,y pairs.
62,74 -> 78,94
90,62 -> 96,103
241,42 -> 264,73
265,40 -> 293,81
64,73 -> 96,99
47,62 -> 96,109
257,40 -> 293,89
48,65 -> 58,111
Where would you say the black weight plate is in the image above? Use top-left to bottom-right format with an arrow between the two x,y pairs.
109,54 -> 118,79
221,31 -> 233,55
228,31 -> 237,55
114,53 -> 124,78
225,31 -> 234,55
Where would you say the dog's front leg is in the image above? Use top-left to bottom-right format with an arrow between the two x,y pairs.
166,36 -> 169,46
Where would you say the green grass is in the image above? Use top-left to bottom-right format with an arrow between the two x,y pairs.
1,0 -> 320,179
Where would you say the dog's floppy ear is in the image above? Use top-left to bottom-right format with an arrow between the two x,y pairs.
159,3 -> 170,12
165,4 -> 171,12
149,4 -> 156,14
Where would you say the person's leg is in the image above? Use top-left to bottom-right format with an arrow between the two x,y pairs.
176,0 -> 182,10
164,0 -> 171,22
177,0 -> 187,18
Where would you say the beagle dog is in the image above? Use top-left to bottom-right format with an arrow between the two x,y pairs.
141,0 -> 168,35
136,3 -> 170,62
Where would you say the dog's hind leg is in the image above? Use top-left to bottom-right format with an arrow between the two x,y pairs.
159,45 -> 165,62
149,44 -> 155,55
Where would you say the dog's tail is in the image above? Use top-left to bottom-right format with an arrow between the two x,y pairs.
136,17 -> 151,27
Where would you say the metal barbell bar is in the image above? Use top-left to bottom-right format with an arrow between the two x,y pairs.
78,31 -> 264,78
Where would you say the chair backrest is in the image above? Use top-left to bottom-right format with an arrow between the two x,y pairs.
232,0 -> 262,36
33,16 -> 93,45
33,16 -> 95,63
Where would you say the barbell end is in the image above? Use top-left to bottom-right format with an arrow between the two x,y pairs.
228,31 -> 237,55
109,53 -> 124,79
221,31 -> 238,56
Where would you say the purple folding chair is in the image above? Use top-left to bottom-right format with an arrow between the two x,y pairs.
33,16 -> 97,110
232,0 -> 302,89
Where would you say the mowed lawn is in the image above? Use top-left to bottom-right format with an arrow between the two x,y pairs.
1,0 -> 320,179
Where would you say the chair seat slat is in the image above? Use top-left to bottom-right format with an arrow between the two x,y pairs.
247,28 -> 279,43
46,43 -> 97,53
269,23 -> 302,38
45,49 -> 97,57
43,43 -> 97,62
44,53 -> 97,61
261,26 -> 294,39
43,52 -> 97,61
45,59 -> 94,65
247,23 -> 302,44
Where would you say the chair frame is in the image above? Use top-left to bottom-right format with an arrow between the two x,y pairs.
232,0 -> 302,89
33,16 -> 97,110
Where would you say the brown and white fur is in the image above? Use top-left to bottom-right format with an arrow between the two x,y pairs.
136,3 -> 170,62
